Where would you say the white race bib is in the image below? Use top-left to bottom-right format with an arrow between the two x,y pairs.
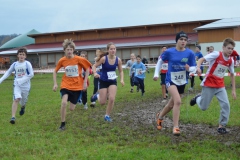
15,65 -> 26,78
171,71 -> 186,85
213,64 -> 228,78
107,71 -> 117,80
161,63 -> 168,70
135,69 -> 142,75
65,65 -> 79,77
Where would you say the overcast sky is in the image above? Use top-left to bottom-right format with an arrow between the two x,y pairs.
0,0 -> 239,35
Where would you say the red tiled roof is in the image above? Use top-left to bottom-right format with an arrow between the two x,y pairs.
0,33 -> 198,54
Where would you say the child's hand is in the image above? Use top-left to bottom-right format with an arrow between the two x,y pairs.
53,84 -> 58,92
232,90 -> 236,100
94,73 -> 100,78
121,80 -> 124,87
153,77 -> 158,81
83,82 -> 87,91
185,64 -> 190,71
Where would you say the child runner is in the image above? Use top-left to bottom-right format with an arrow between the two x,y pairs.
190,38 -> 236,134
155,31 -> 196,136
189,45 -> 204,91
78,51 -> 92,110
153,46 -> 168,102
131,55 -> 146,96
91,42 -> 124,122
53,39 -> 91,130
125,53 -> 137,93
91,49 -> 103,107
0,47 -> 34,124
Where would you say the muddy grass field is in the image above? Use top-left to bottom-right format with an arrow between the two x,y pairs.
100,90 -> 240,145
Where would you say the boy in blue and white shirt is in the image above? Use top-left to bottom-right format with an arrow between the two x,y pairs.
131,55 -> 146,96
0,47 -> 34,124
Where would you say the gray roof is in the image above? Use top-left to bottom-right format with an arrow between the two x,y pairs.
194,17 -> 240,31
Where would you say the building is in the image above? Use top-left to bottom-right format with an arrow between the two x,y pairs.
1,18 -> 239,68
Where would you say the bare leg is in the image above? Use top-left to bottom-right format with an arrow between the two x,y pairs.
105,85 -> 117,115
12,99 -> 20,117
61,94 -> 68,122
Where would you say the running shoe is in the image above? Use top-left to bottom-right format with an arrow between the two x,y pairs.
91,93 -> 98,102
10,117 -> 16,124
59,125 -> 65,131
104,115 -> 112,122
90,102 -> 96,108
84,103 -> 88,110
130,88 -> 133,93
161,98 -> 167,103
188,87 -> 193,92
173,127 -> 180,136
19,106 -> 25,116
156,113 -> 163,130
217,127 -> 228,134
190,94 -> 201,106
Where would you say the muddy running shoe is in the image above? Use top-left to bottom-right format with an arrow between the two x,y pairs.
173,127 -> 180,136
217,127 -> 228,134
190,94 -> 201,106
90,102 -> 96,108
161,98 -> 167,103
156,113 -> 163,130
130,88 -> 133,93
10,117 -> 16,124
19,106 -> 25,116
104,115 -> 112,122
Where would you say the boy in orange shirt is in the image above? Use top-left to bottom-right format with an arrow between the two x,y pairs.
53,39 -> 92,130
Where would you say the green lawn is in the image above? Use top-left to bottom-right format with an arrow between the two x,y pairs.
0,68 -> 240,160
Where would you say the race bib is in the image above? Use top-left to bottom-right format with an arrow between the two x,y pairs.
135,69 -> 142,75
161,63 -> 168,70
15,65 -> 26,78
107,71 -> 117,80
65,65 -> 79,77
171,71 -> 186,85
213,64 -> 228,78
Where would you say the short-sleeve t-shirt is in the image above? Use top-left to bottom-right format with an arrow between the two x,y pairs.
55,55 -> 92,91
161,47 -> 196,86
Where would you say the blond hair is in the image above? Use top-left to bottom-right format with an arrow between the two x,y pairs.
62,39 -> 75,50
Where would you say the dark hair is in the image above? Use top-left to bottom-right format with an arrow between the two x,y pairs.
136,55 -> 141,59
17,47 -> 27,55
162,46 -> 168,49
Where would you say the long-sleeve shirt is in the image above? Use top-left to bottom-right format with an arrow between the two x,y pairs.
0,60 -> 34,86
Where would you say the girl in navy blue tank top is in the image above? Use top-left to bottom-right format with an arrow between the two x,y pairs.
91,43 -> 124,122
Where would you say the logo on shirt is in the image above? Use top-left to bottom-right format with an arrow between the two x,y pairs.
181,58 -> 188,63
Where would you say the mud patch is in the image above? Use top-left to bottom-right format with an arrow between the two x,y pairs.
115,97 -> 240,144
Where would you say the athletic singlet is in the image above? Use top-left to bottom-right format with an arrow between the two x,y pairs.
100,55 -> 118,82
203,52 -> 232,88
